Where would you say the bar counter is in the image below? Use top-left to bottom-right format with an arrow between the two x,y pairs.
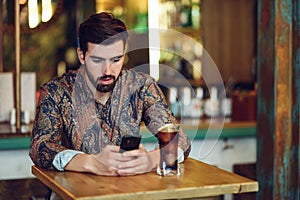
0,120 -> 256,150
32,158 -> 258,200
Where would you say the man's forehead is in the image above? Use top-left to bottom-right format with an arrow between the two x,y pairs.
86,41 -> 124,57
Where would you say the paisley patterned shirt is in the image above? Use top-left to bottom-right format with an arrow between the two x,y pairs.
29,68 -> 191,170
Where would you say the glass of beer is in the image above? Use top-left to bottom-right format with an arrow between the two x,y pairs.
156,123 -> 180,176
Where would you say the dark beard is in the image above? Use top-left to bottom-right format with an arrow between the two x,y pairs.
96,76 -> 116,92
85,66 -> 116,93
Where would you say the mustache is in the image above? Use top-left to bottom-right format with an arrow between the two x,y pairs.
98,75 -> 115,81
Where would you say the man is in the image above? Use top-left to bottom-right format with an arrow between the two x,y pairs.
30,12 -> 191,176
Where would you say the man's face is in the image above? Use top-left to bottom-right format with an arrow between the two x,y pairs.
83,40 -> 125,93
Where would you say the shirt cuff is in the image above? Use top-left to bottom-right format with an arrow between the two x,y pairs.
52,150 -> 84,171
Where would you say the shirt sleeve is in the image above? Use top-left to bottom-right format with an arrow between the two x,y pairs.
29,86 -> 71,170
52,150 -> 84,171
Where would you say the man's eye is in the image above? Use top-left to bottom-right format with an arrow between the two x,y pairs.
113,58 -> 121,63
92,59 -> 102,63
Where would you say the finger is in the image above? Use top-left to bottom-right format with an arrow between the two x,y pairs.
92,157 -> 120,176
117,164 -> 146,176
105,145 -> 120,152
117,154 -> 135,162
139,144 -> 146,150
122,149 -> 146,158
118,155 -> 149,169
117,170 -> 136,176
117,170 -> 137,176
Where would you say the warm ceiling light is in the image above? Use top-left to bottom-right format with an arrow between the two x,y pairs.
42,0 -> 53,22
28,0 -> 39,28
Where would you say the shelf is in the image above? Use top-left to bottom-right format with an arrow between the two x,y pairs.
140,120 -> 256,143
0,123 -> 32,136
158,77 -> 204,87
0,120 -> 256,150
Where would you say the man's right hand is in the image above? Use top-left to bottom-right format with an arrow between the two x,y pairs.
64,145 -> 123,176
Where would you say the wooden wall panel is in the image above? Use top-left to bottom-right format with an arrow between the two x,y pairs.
202,0 -> 256,83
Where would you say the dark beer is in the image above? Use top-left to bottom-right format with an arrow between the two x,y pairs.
156,124 -> 180,176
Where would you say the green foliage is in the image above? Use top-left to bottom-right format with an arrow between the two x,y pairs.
3,13 -> 68,87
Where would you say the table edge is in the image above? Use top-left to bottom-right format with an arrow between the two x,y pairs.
32,158 -> 259,200
32,165 -> 75,200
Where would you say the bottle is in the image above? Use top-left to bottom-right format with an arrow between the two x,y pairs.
221,77 -> 235,118
204,86 -> 220,117
221,97 -> 232,118
180,0 -> 192,27
169,87 -> 181,117
181,87 -> 192,117
190,87 -> 204,118
191,0 -> 200,29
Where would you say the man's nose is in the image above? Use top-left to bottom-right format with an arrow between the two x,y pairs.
103,61 -> 112,74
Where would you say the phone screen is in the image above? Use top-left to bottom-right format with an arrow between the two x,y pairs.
119,136 -> 141,153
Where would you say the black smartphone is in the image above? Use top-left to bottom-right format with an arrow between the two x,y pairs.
119,135 -> 141,153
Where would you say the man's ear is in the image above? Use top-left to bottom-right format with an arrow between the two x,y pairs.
77,48 -> 84,64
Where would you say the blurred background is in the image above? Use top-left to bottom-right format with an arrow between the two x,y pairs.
1,1 -> 298,200
0,0 -> 256,89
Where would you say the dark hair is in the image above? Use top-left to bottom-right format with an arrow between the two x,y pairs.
78,12 -> 128,55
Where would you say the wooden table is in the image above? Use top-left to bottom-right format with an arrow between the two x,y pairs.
32,158 -> 258,200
